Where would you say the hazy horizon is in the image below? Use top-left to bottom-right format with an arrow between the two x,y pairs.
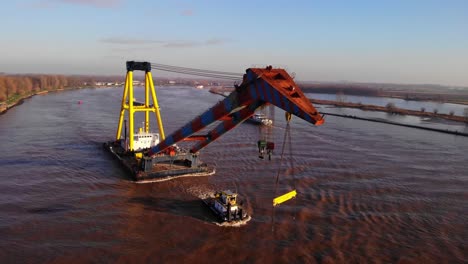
1,0 -> 467,86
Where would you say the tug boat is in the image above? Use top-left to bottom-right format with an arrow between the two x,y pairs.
203,190 -> 248,223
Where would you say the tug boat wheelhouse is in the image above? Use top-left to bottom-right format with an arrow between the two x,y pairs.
203,190 -> 248,223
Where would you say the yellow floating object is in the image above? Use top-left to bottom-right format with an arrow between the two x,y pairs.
135,152 -> 143,159
273,190 -> 297,207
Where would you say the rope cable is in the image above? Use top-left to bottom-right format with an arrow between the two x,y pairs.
288,122 -> 295,190
272,119 -> 291,232
150,62 -> 243,80
274,122 -> 290,187
151,62 -> 243,76
151,67 -> 241,80
152,69 -> 240,80
288,121 -> 298,221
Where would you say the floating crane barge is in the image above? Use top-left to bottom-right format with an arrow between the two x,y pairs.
104,61 -> 215,182
105,61 -> 324,182
104,140 -> 214,182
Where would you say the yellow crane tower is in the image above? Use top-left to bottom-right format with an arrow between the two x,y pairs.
115,61 -> 166,151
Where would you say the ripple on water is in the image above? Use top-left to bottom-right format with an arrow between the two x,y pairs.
0,87 -> 467,263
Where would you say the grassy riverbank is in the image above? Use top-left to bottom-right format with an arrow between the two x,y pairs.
1,93 -> 33,114
0,87 -> 91,115
0,74 -> 111,114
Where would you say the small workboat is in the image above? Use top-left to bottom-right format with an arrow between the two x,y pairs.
247,113 -> 273,126
202,190 -> 248,223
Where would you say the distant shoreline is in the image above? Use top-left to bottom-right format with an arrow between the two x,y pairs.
300,85 -> 468,106
208,87 -> 468,124
310,98 -> 468,124
0,93 -> 36,115
0,86 -> 93,115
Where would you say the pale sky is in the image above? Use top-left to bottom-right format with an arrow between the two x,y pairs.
1,0 -> 467,86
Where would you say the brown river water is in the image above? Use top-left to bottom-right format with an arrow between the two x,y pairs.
0,87 -> 466,263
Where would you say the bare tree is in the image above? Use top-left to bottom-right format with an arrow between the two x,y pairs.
0,78 -> 6,102
39,75 -> 48,90
0,74 -> 93,102
0,81 -> 6,102
58,75 -> 68,88
24,78 -> 33,94
6,77 -> 16,98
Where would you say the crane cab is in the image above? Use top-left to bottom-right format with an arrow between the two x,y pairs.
121,127 -> 160,151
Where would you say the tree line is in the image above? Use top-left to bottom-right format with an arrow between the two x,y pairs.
0,75 -> 99,102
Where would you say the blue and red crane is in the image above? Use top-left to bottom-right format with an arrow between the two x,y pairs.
104,61 -> 324,185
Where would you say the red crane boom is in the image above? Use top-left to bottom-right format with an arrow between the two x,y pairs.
148,66 -> 324,156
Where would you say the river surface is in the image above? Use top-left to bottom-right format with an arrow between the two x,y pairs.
0,87 -> 467,263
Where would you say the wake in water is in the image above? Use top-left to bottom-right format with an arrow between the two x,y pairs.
133,169 -> 216,184
214,215 -> 252,227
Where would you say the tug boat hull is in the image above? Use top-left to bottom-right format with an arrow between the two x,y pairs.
202,190 -> 248,223
104,140 -> 215,182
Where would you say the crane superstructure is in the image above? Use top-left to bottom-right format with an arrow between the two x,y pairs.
104,62 -> 324,182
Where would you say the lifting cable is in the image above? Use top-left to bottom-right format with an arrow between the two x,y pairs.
150,62 -> 243,80
274,116 -> 291,193
151,62 -> 243,77
271,112 -> 297,231
257,105 -> 273,160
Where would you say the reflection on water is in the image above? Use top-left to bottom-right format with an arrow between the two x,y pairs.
0,87 -> 466,263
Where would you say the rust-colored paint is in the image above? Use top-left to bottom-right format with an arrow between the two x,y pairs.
150,66 -> 324,156
250,67 -> 324,125
183,135 -> 207,141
